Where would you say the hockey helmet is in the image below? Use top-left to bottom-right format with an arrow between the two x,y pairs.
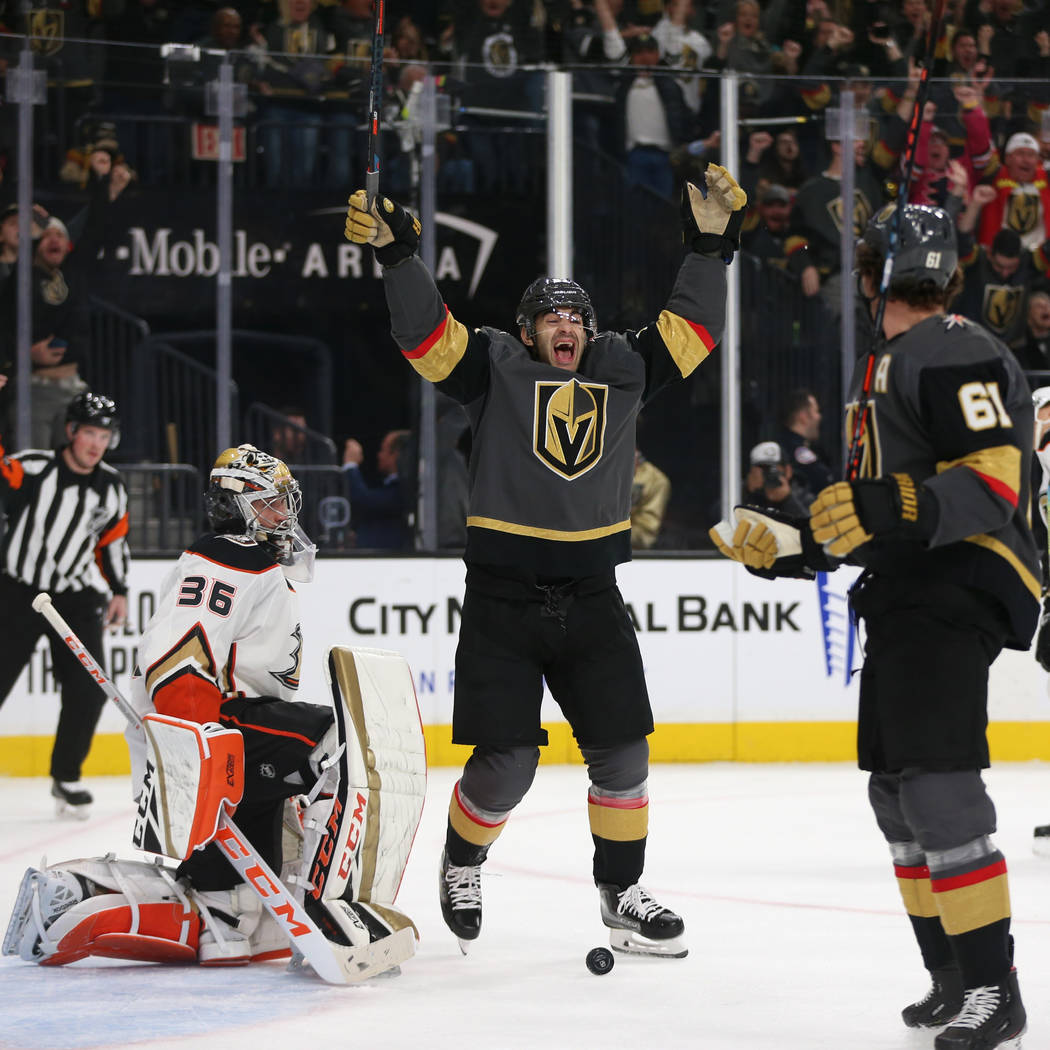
66,391 -> 120,449
205,444 -> 316,581
515,276 -> 597,340
860,203 -> 958,290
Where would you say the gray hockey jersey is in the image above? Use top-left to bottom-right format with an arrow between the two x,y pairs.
383,253 -> 726,576
846,312 -> 1040,648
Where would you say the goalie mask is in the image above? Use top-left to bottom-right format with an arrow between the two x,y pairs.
205,444 -> 316,582
515,277 -> 597,341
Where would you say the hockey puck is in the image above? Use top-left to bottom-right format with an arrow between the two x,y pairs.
585,947 -> 614,975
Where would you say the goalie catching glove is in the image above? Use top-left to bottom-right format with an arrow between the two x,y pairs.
708,505 -> 834,579
682,163 -> 748,262
345,190 -> 421,267
809,473 -> 938,558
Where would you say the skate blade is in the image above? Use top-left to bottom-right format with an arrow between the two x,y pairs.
609,929 -> 688,959
54,800 -> 91,821
1032,836 -> 1050,859
456,938 -> 471,956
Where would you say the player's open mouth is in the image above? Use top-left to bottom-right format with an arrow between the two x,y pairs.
553,339 -> 575,364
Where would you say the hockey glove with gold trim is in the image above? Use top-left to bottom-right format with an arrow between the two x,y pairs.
682,163 -> 748,262
345,189 -> 421,267
709,505 -> 835,580
809,473 -> 938,558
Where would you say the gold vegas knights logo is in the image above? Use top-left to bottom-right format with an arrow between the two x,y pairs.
30,10 -> 64,56
983,284 -> 1023,334
1007,192 -> 1040,237
534,379 -> 608,478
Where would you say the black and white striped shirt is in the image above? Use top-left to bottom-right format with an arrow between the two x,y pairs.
0,449 -> 130,595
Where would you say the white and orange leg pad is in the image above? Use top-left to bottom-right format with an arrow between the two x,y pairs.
132,714 -> 245,861
2,856 -> 199,966
302,647 -> 426,956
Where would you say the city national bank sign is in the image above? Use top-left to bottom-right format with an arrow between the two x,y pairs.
4,558 -> 861,736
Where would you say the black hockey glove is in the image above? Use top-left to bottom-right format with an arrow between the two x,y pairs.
809,474 -> 938,558
345,189 -> 421,267
1036,598 -> 1050,672
681,163 -> 748,262
709,504 -> 836,580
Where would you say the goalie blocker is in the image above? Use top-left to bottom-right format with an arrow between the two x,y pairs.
3,647 -> 427,979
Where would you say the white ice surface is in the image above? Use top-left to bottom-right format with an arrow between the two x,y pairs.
2,763 -> 1049,1050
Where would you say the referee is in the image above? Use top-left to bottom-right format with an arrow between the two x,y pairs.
0,392 -> 130,817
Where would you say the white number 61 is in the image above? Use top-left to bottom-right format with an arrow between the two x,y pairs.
958,382 -> 1012,431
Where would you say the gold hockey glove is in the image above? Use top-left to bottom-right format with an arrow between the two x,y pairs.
345,189 -> 421,267
681,163 -> 748,261
809,474 -> 938,558
709,505 -> 833,579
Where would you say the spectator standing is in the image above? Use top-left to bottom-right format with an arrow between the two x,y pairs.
977,132 -> 1050,253
0,156 -> 132,449
247,0 -> 332,188
740,183 -> 820,297
1015,292 -> 1050,374
341,429 -> 413,549
957,193 -> 1050,351
613,32 -> 696,199
0,393 -> 128,817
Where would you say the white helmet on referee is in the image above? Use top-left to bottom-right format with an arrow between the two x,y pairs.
205,444 -> 316,581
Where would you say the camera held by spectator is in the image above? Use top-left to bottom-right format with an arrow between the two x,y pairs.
745,440 -> 809,517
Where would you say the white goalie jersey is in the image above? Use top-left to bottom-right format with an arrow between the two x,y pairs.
127,533 -> 305,782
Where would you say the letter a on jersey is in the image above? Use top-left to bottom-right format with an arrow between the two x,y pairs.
534,379 -> 608,479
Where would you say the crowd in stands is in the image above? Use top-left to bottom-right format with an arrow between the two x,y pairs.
1,0 -> 1050,547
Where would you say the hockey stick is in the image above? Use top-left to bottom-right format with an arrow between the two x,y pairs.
844,0 -> 949,481
364,0 -> 385,209
30,592 -> 413,985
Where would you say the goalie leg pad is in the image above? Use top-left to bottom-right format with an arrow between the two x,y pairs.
308,646 -> 426,910
4,857 -> 198,966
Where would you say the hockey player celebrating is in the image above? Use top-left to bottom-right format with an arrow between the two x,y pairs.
3,445 -> 424,977
345,164 -> 746,958
711,204 -> 1036,1050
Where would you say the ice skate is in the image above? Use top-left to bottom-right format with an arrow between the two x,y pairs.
598,882 -> 687,958
1033,824 -> 1050,858
51,780 -> 92,820
193,885 -> 290,966
438,849 -> 481,954
903,967 -> 964,1028
933,970 -> 1026,1050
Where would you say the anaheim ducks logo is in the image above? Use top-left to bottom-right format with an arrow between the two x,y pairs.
271,623 -> 303,690
534,379 -> 607,479
983,284 -> 1023,333
1006,191 -> 1039,237
30,10 -> 64,57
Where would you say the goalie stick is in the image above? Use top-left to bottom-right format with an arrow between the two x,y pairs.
844,0 -> 949,482
30,591 -> 412,985
364,0 -> 385,209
